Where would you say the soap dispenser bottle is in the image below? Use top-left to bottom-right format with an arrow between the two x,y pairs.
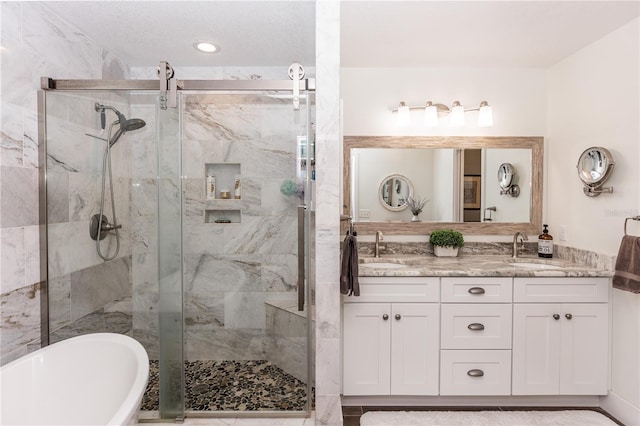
538,224 -> 553,258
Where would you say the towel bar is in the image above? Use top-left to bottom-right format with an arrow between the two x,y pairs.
624,216 -> 640,236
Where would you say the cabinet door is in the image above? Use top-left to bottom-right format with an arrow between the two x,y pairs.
390,303 -> 439,395
559,303 -> 608,395
512,304 -> 561,395
343,303 -> 391,395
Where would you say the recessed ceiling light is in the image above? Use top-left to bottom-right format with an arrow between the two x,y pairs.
193,41 -> 219,54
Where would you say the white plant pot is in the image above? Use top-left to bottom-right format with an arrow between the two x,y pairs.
433,246 -> 459,257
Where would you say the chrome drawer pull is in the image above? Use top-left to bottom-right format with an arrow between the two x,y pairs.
468,323 -> 485,331
467,369 -> 484,377
468,287 -> 485,295
382,314 -> 389,321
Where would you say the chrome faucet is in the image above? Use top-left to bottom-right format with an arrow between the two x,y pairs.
374,231 -> 386,258
512,231 -> 529,258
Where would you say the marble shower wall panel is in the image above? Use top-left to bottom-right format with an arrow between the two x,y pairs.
0,1 -> 130,365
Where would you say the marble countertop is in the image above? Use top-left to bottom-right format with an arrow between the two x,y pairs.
358,254 -> 613,278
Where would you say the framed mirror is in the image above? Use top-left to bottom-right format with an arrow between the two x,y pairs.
343,136 -> 543,235
379,174 -> 413,210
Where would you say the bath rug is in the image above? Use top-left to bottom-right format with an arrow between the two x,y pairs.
359,409 -> 617,426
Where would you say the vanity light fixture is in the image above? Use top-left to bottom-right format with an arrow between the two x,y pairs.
392,100 -> 493,127
193,41 -> 220,54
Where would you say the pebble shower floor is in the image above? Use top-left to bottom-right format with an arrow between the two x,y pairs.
142,360 -> 314,412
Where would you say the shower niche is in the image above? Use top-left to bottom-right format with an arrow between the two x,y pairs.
204,162 -> 242,224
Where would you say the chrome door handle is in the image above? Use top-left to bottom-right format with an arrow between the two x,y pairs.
565,313 -> 573,320
382,314 -> 389,321
468,287 -> 485,295
297,205 -> 305,311
553,314 -> 560,320
467,369 -> 484,377
468,323 -> 485,331
395,314 -> 401,320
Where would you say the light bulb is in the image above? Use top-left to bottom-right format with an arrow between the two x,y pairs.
449,101 -> 465,126
424,102 -> 438,127
396,102 -> 411,127
477,101 -> 493,127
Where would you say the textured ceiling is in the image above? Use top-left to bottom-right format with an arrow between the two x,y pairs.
43,1 -> 316,67
41,1 -> 639,69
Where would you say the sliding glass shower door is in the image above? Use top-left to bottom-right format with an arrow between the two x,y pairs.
42,84 -> 313,420
180,91 -> 313,415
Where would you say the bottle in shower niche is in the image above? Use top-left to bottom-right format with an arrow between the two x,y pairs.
234,175 -> 241,199
538,224 -> 553,258
206,175 -> 216,199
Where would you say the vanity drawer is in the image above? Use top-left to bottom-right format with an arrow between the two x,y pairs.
513,277 -> 609,303
441,304 -> 512,349
441,277 -> 512,303
440,350 -> 512,395
353,277 -> 440,303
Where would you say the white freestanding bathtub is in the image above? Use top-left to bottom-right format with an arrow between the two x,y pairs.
0,333 -> 149,426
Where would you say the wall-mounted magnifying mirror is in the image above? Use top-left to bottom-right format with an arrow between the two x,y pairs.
576,146 -> 615,197
379,174 -> 413,211
498,163 -> 520,197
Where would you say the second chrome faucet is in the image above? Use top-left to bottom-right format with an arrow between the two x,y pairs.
512,231 -> 528,258
375,231 -> 386,257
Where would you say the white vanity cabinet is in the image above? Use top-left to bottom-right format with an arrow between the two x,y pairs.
343,274 -> 610,399
512,277 -> 609,395
342,277 -> 440,395
440,277 -> 513,396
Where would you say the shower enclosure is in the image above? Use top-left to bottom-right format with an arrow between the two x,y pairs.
38,73 -> 315,420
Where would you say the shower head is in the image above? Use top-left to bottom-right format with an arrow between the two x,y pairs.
95,103 -> 146,147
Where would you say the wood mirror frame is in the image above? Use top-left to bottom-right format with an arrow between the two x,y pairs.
343,136 -> 543,235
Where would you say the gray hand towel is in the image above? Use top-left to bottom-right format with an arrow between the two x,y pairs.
613,235 -> 640,294
340,234 -> 360,296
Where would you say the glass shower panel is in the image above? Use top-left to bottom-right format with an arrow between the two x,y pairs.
156,98 -> 184,419
45,90 -> 138,345
181,91 -> 312,414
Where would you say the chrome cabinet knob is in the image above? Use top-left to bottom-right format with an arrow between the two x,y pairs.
553,314 -> 560,320
565,313 -> 573,320
467,369 -> 484,377
395,314 -> 401,320
382,314 -> 389,321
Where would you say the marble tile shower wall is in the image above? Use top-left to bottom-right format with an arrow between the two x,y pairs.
0,2 -> 129,364
181,93 -> 308,361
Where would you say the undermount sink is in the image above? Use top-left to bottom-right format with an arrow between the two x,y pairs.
511,262 -> 563,270
360,262 -> 409,269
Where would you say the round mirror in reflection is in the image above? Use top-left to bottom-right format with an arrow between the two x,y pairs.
577,147 -> 614,186
378,174 -> 413,211
498,163 -> 515,189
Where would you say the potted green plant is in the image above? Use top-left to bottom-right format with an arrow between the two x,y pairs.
429,229 -> 464,257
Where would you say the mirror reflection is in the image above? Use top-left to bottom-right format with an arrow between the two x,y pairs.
379,174 -> 413,210
343,136 -> 543,235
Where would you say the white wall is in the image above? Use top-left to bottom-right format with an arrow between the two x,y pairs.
341,67 -> 547,137
547,18 -> 640,425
